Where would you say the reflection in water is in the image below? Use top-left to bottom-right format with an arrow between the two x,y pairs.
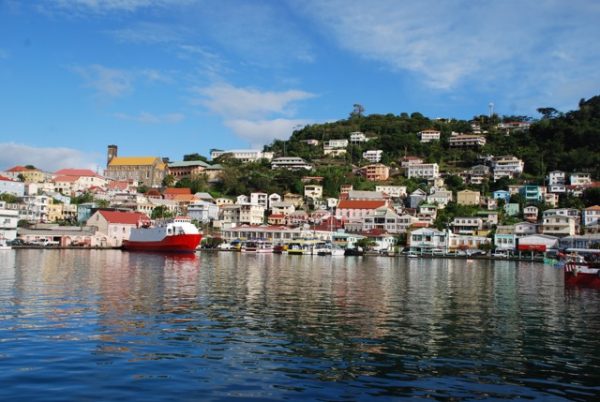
0,250 -> 599,401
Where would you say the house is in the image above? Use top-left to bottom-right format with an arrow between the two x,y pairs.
519,185 -> 544,203
570,172 -> 592,186
544,193 -> 559,208
86,210 -> 150,247
547,170 -> 566,186
250,192 -> 268,208
54,169 -> 108,193
287,210 -> 309,226
163,187 -> 192,201
210,149 -> 274,162
188,201 -> 219,223
270,201 -> 296,217
220,205 -> 241,225
347,190 -> 386,201
493,190 -> 511,205
336,199 -> 388,222
456,190 -> 481,206
375,185 -> 407,198
583,206 -> 600,228
504,203 -> 520,217
514,221 -> 538,237
408,228 -> 447,251
0,175 -> 25,197
340,184 -> 353,195
447,233 -> 491,251
323,139 -> 349,156
0,202 -> 19,241
409,188 -> 427,209
523,206 -> 539,222
494,226 -> 516,252
477,211 -> 499,227
167,160 -> 210,180
104,145 -> 166,188
362,207 -> 408,234
492,156 -> 524,181
239,203 -> 265,225
418,129 -> 441,143
427,188 -> 453,208
304,184 -> 323,200
541,215 -> 577,237
559,234 -> 600,250
268,193 -> 282,206
4,165 -> 47,183
449,134 -> 486,148
406,163 -> 439,179
450,217 -> 483,235
283,193 -> 304,208
271,156 -> 312,171
362,164 -> 390,181
362,150 -> 383,163
215,197 -> 234,207
548,184 -> 566,194
267,214 -> 286,225
350,131 -> 369,143
418,203 -> 438,220
401,156 -> 424,167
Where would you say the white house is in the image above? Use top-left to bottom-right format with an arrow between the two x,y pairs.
240,203 -> 265,225
427,188 -> 453,208
362,150 -> 383,163
350,131 -> 369,143
304,184 -> 323,200
514,221 -> 538,237
0,202 -> 19,241
409,228 -> 447,251
210,149 -> 274,162
450,217 -> 483,235
407,163 -> 440,179
542,215 -> 577,237
0,175 -> 25,197
250,192 -> 268,208
418,129 -> 441,143
376,185 -> 407,198
492,156 -> 524,181
547,170 -> 565,185
583,206 -> 600,227
188,201 -> 219,223
449,135 -> 486,147
570,172 -> 592,186
271,157 -> 312,171
270,201 -> 296,216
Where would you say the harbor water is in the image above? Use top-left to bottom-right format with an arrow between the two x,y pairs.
0,250 -> 599,401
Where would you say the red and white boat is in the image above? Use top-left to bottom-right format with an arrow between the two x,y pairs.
122,216 -> 202,253
564,254 -> 600,288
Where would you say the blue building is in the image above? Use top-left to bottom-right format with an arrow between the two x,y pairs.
493,190 -> 511,204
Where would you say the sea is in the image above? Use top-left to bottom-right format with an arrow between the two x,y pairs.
0,249 -> 599,401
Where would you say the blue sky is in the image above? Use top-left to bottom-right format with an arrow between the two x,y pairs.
1,0 -> 599,172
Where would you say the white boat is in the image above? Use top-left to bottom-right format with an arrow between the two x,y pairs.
314,242 -> 345,256
241,240 -> 273,253
0,239 -> 11,250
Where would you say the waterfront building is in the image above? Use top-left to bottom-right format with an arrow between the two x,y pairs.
0,201 -> 19,241
17,224 -> 101,247
239,203 -> 265,225
362,207 -> 407,234
86,210 -> 150,247
494,226 -> 517,252
188,201 -> 219,223
447,233 -> 491,250
558,234 -> 600,250
449,217 -> 483,235
210,149 -> 274,162
517,234 -> 558,253
408,228 -> 447,251
541,215 -> 577,237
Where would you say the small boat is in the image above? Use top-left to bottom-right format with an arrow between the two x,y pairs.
344,246 -> 364,256
273,243 -> 287,254
241,240 -> 273,253
122,216 -> 202,253
564,254 -> 600,288
286,242 -> 306,255
314,242 -> 345,256
0,238 -> 11,251
407,251 -> 419,258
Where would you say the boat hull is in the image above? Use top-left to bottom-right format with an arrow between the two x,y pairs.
564,263 -> 600,288
123,234 -> 202,253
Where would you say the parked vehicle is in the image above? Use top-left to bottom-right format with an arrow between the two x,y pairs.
492,251 -> 509,258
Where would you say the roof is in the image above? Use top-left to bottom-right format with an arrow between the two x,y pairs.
585,205 -> 600,211
98,210 -> 149,224
108,157 -> 163,166
0,174 -> 16,182
54,169 -> 98,177
337,200 -> 387,209
53,175 -> 78,183
168,160 -> 210,168
164,187 -> 192,195
6,165 -> 27,172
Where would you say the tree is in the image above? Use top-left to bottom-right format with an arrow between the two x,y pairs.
151,205 -> 173,219
162,174 -> 176,187
183,153 -> 209,162
536,107 -> 561,119
582,187 -> 600,206
350,103 -> 365,118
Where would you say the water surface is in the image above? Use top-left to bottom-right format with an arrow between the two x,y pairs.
0,250 -> 599,401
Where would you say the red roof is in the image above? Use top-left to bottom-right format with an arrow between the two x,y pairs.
337,200 -> 386,209
54,168 -> 98,177
107,181 -> 130,190
53,175 -> 78,182
6,165 -> 27,172
99,210 -> 149,225
164,188 -> 192,195
586,205 -> 600,211
0,174 -> 16,182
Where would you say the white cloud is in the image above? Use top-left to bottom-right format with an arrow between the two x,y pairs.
296,0 -> 600,102
196,84 -> 315,119
114,111 -> 185,124
71,64 -> 133,97
225,119 -> 310,147
0,143 -> 102,172
44,0 -> 193,14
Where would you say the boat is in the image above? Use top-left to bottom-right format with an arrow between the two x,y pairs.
563,252 -> 600,288
273,243 -> 287,254
241,240 -> 273,253
0,238 -> 11,250
344,246 -> 364,256
122,216 -> 202,253
286,241 -> 307,255
314,242 -> 345,256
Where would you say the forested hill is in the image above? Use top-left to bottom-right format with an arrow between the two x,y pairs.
265,95 -> 600,180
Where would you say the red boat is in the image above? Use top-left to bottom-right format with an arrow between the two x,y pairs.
122,216 -> 202,253
564,258 -> 600,288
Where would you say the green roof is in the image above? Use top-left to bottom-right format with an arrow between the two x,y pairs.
168,160 -> 210,168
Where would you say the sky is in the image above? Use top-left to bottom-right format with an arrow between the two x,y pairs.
1,0 -> 599,172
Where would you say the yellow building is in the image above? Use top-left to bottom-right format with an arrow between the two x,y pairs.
104,145 -> 166,188
5,166 -> 46,183
456,189 -> 481,206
